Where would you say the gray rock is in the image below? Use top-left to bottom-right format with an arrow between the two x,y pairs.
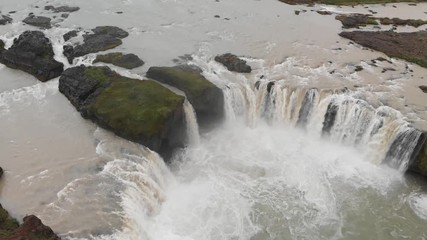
23,15 -> 51,29
93,52 -> 144,69
0,15 -> 12,25
45,5 -> 80,13
214,53 -> 252,73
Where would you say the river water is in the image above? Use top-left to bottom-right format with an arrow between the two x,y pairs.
1,0 -> 427,239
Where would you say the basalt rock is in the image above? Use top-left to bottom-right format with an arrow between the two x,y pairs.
23,15 -> 51,29
214,53 -> 252,73
339,31 -> 427,68
59,66 -> 186,160
93,52 -> 144,69
63,26 -> 129,64
146,65 -> 225,129
335,14 -> 378,28
0,31 -> 64,81
0,167 -> 3,179
0,15 -> 12,25
408,132 -> 427,176
63,30 -> 78,41
0,204 -> 60,240
44,5 -> 80,13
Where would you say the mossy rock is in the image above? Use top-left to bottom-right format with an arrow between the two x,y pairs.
0,204 -> 19,238
409,133 -> 427,176
146,65 -> 224,129
93,52 -> 144,69
59,66 -> 186,160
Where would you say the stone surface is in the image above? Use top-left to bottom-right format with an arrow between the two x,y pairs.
59,66 -> 186,160
0,31 -> 64,81
45,5 -> 80,13
146,65 -> 225,129
339,31 -> 427,68
63,26 -> 129,63
214,53 -> 252,73
23,15 -> 51,29
93,52 -> 144,69
0,15 -> 12,25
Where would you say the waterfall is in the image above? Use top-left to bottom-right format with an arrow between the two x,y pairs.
183,100 -> 200,146
221,80 -> 423,172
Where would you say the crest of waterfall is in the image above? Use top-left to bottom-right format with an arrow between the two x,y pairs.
183,100 -> 200,146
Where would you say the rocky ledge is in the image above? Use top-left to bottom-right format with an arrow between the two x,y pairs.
93,52 -> 144,69
63,26 -> 129,64
336,14 -> 427,29
0,31 -> 64,82
408,133 -> 427,176
23,15 -> 51,29
146,65 -> 225,129
0,15 -> 12,25
59,66 -> 186,160
214,53 -> 252,73
339,31 -> 427,68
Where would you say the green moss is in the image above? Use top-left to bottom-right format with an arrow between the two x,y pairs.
84,67 -> 114,83
148,67 -> 215,101
365,18 -> 379,25
87,79 -> 184,137
0,206 -> 19,238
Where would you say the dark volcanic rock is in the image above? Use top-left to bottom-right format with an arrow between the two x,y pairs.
420,85 -> 427,93
59,66 -> 186,160
93,52 -> 144,69
63,30 -> 78,41
0,31 -> 64,81
45,5 -> 80,13
0,40 -> 4,52
0,167 -> 3,179
0,15 -> 12,25
408,132 -> 427,176
214,53 -> 251,73
23,15 -> 51,29
335,14 -> 378,28
64,26 -> 129,64
339,31 -> 427,68
146,65 -> 225,129
0,204 -> 60,240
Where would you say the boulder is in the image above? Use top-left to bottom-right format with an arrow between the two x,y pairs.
63,26 -> 129,64
0,15 -> 12,25
339,31 -> 427,68
23,15 -> 51,29
0,31 -> 64,82
420,86 -> 427,93
63,30 -> 78,41
146,65 -> 224,129
44,5 -> 80,13
59,66 -> 186,160
335,14 -> 378,29
93,52 -> 144,69
214,53 -> 252,73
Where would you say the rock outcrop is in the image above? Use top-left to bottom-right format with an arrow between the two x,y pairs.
93,52 -> 144,69
339,31 -> 427,68
146,65 -> 224,129
335,14 -> 378,28
0,204 -> 60,240
63,26 -> 129,64
214,53 -> 252,73
0,31 -> 64,81
0,15 -> 12,25
44,5 -> 80,13
59,66 -> 186,160
409,133 -> 427,176
23,15 -> 51,29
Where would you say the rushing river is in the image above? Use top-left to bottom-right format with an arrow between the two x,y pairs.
1,0 -> 427,239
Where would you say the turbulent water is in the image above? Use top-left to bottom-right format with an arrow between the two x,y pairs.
1,0 -> 427,239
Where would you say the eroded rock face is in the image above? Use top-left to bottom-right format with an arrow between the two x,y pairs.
409,133 -> 427,176
0,31 -> 64,82
63,26 -> 129,64
0,204 -> 60,240
146,65 -> 225,129
339,31 -> 427,68
59,66 -> 186,160
214,53 -> 252,73
93,52 -> 144,69
23,15 -> 51,29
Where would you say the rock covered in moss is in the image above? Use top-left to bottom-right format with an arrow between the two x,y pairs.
214,53 -> 251,73
93,52 -> 144,69
146,65 -> 224,129
63,26 -> 129,64
23,15 -> 51,29
0,204 -> 20,239
59,66 -> 186,160
0,31 -> 64,81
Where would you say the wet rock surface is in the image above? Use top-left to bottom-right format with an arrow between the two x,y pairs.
59,66 -> 186,160
147,65 -> 225,129
0,15 -> 12,25
63,30 -> 78,41
44,5 -> 80,13
214,53 -> 252,73
0,31 -> 64,81
339,31 -> 427,68
93,52 -> 144,69
23,15 -> 51,29
336,14 -> 427,28
63,26 -> 129,63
